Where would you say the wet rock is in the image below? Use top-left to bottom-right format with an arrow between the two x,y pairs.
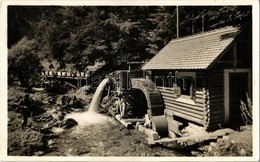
210,142 -> 217,148
61,118 -> 78,129
34,151 -> 45,156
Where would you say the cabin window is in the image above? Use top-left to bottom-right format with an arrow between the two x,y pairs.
177,76 -> 193,96
175,72 -> 196,102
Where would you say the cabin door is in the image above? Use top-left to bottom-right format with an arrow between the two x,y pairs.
229,72 -> 248,127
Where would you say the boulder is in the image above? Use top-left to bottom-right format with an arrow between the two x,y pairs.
61,118 -> 78,129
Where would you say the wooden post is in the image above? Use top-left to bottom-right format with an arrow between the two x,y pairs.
233,43 -> 237,70
176,6 -> 179,38
202,11 -> 204,32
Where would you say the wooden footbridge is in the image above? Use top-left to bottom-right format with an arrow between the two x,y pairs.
41,70 -> 91,88
41,70 -> 90,79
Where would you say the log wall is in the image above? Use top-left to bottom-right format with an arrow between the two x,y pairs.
207,69 -> 225,130
158,71 -> 210,129
156,70 -> 226,131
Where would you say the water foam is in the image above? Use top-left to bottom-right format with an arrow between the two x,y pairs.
65,78 -> 112,126
65,111 -> 113,125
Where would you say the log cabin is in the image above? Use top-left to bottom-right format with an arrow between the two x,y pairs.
142,26 -> 252,131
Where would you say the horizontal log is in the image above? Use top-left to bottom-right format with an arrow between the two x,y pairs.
164,109 -> 205,126
158,88 -> 174,92
209,76 -> 223,79
196,91 -> 205,96
157,87 -> 174,91
159,91 -> 178,99
210,108 -> 224,112
158,88 -> 174,93
209,87 -> 224,91
209,115 -> 225,120
209,92 -> 224,96
209,98 -> 224,103
164,102 -> 207,116
208,118 -> 224,124
195,98 -> 209,104
209,87 -> 224,90
195,95 -> 208,100
163,97 -> 209,109
207,114 -> 224,119
209,84 -> 224,88
162,96 -> 206,111
196,103 -> 210,109
123,118 -> 145,122
164,104 -> 205,120
210,95 -> 224,99
209,71 -> 223,75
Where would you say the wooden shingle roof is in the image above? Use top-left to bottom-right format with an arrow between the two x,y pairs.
142,26 -> 240,70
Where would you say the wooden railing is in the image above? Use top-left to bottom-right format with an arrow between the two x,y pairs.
41,70 -> 90,79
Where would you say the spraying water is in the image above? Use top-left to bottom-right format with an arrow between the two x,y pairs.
65,78 -> 111,126
88,78 -> 110,112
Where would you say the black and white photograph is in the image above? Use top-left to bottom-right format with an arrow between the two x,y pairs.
0,0 -> 259,161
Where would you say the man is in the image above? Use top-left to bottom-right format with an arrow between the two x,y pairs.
19,94 -> 33,130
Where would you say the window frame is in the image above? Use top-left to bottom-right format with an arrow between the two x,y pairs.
175,71 -> 196,103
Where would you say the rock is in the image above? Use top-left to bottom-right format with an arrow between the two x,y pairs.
191,151 -> 201,156
239,148 -> 246,156
8,147 -> 13,152
230,140 -> 236,144
48,140 -> 55,145
210,142 -> 217,148
62,118 -> 78,129
222,135 -> 229,141
34,151 -> 45,156
207,146 -> 213,152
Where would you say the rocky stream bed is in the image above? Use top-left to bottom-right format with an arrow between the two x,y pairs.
7,86 -> 252,157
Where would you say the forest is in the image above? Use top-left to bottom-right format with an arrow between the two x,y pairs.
8,6 -> 252,88
6,5 -> 254,157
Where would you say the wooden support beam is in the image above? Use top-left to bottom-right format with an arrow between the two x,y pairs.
137,125 -> 160,141
115,115 -> 133,129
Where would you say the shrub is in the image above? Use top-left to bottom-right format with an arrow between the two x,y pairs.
8,37 -> 43,88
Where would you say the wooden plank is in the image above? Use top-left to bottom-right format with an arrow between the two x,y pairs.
137,125 -> 160,141
115,115 -> 133,129
123,118 -> 145,122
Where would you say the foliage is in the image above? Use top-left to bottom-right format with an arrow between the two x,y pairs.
147,6 -> 176,55
8,6 -> 252,73
8,37 -> 43,88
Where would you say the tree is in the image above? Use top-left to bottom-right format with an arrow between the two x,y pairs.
8,37 -> 43,88
146,6 -> 177,55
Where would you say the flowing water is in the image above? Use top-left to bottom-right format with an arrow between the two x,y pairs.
66,78 -> 111,125
88,78 -> 109,112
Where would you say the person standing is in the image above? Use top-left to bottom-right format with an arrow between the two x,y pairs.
19,94 -> 33,130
